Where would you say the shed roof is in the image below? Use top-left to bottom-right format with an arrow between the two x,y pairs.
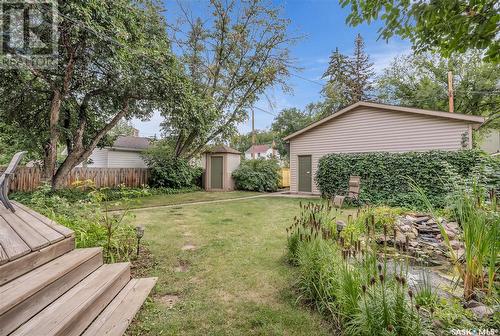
284,101 -> 485,141
205,145 -> 241,154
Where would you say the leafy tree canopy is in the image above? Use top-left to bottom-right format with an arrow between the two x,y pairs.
376,52 -> 500,128
341,0 -> 499,62
0,0 -> 193,188
161,0 -> 297,159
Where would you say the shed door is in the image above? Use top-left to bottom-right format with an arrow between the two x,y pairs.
298,155 -> 312,192
210,156 -> 223,189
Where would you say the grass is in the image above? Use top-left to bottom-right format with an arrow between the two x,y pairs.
109,190 -> 263,210
126,196 -> 355,335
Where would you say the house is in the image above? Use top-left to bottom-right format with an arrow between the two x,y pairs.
79,134 -> 151,168
284,101 -> 485,194
244,144 -> 279,160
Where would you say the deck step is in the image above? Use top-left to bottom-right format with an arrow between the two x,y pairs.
11,263 -> 131,336
0,248 -> 102,335
0,236 -> 75,286
82,277 -> 157,336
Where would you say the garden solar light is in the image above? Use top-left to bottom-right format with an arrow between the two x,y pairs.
136,226 -> 145,256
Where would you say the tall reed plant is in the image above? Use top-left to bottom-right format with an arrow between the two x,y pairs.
413,180 -> 499,300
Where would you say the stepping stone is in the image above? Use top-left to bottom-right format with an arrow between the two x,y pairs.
181,244 -> 196,251
159,295 -> 180,309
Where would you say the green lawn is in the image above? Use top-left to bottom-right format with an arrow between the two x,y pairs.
111,190 -> 263,210
127,196 -> 354,335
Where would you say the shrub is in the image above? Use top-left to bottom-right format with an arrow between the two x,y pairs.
12,184 -> 136,262
316,150 -> 492,208
145,156 -> 202,189
232,158 -> 280,192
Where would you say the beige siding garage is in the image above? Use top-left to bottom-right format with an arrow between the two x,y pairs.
285,102 -> 484,194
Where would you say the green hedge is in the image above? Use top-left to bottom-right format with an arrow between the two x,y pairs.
316,150 -> 490,208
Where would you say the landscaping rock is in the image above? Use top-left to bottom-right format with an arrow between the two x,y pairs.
466,300 -> 494,319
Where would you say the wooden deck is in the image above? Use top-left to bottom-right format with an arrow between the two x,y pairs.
0,201 -> 73,265
0,202 -> 156,336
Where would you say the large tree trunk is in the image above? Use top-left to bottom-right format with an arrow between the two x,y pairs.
50,99 -> 130,189
43,89 -> 62,180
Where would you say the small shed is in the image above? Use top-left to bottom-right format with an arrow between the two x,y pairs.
203,145 -> 241,191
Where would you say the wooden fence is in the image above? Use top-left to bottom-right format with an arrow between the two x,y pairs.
279,167 -> 290,188
1,167 -> 151,192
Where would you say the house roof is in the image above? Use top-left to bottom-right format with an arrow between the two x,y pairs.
245,144 -> 270,154
283,101 -> 485,141
111,136 -> 151,151
205,145 -> 241,154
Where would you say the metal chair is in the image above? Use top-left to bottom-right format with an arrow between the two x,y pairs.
0,151 -> 26,212
332,176 -> 361,208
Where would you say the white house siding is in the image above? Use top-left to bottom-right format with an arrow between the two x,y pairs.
289,107 -> 473,194
107,150 -> 148,168
77,148 -> 109,168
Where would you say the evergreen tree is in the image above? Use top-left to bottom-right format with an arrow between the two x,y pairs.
322,48 -> 350,110
350,34 -> 375,102
322,34 -> 375,112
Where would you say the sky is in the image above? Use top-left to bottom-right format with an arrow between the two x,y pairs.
133,0 -> 411,138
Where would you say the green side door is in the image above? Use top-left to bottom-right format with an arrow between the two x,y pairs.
298,155 -> 312,192
210,156 -> 223,189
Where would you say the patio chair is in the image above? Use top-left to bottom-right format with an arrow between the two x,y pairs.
0,151 -> 26,212
332,176 -> 361,208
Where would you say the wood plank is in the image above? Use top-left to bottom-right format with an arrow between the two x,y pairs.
0,247 -> 102,315
0,245 -> 8,266
12,263 -> 130,336
0,207 -> 50,251
82,277 -> 157,336
0,237 -> 75,286
12,202 -> 74,238
14,206 -> 64,243
0,216 -> 30,261
0,251 -> 102,336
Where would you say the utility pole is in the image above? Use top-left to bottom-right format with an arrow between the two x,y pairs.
448,71 -> 454,113
251,108 -> 256,159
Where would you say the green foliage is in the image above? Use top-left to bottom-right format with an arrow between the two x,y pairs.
232,159 -> 281,192
143,141 -> 202,189
414,178 -> 499,300
341,0 -> 499,62
376,52 -> 500,128
13,184 -> 136,262
316,150 -> 488,208
230,130 -> 277,155
322,34 -> 375,110
288,223 -> 427,335
164,0 -> 296,159
286,201 -> 340,263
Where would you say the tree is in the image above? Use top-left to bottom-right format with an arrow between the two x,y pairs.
110,120 -> 137,138
322,34 -> 374,111
271,107 -> 317,157
230,130 -> 276,155
340,0 -> 499,62
376,52 -> 500,128
321,48 -> 351,110
162,0 -> 297,159
0,1 -> 188,188
349,34 -> 375,102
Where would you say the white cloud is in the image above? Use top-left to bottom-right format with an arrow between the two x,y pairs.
368,40 -> 411,74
